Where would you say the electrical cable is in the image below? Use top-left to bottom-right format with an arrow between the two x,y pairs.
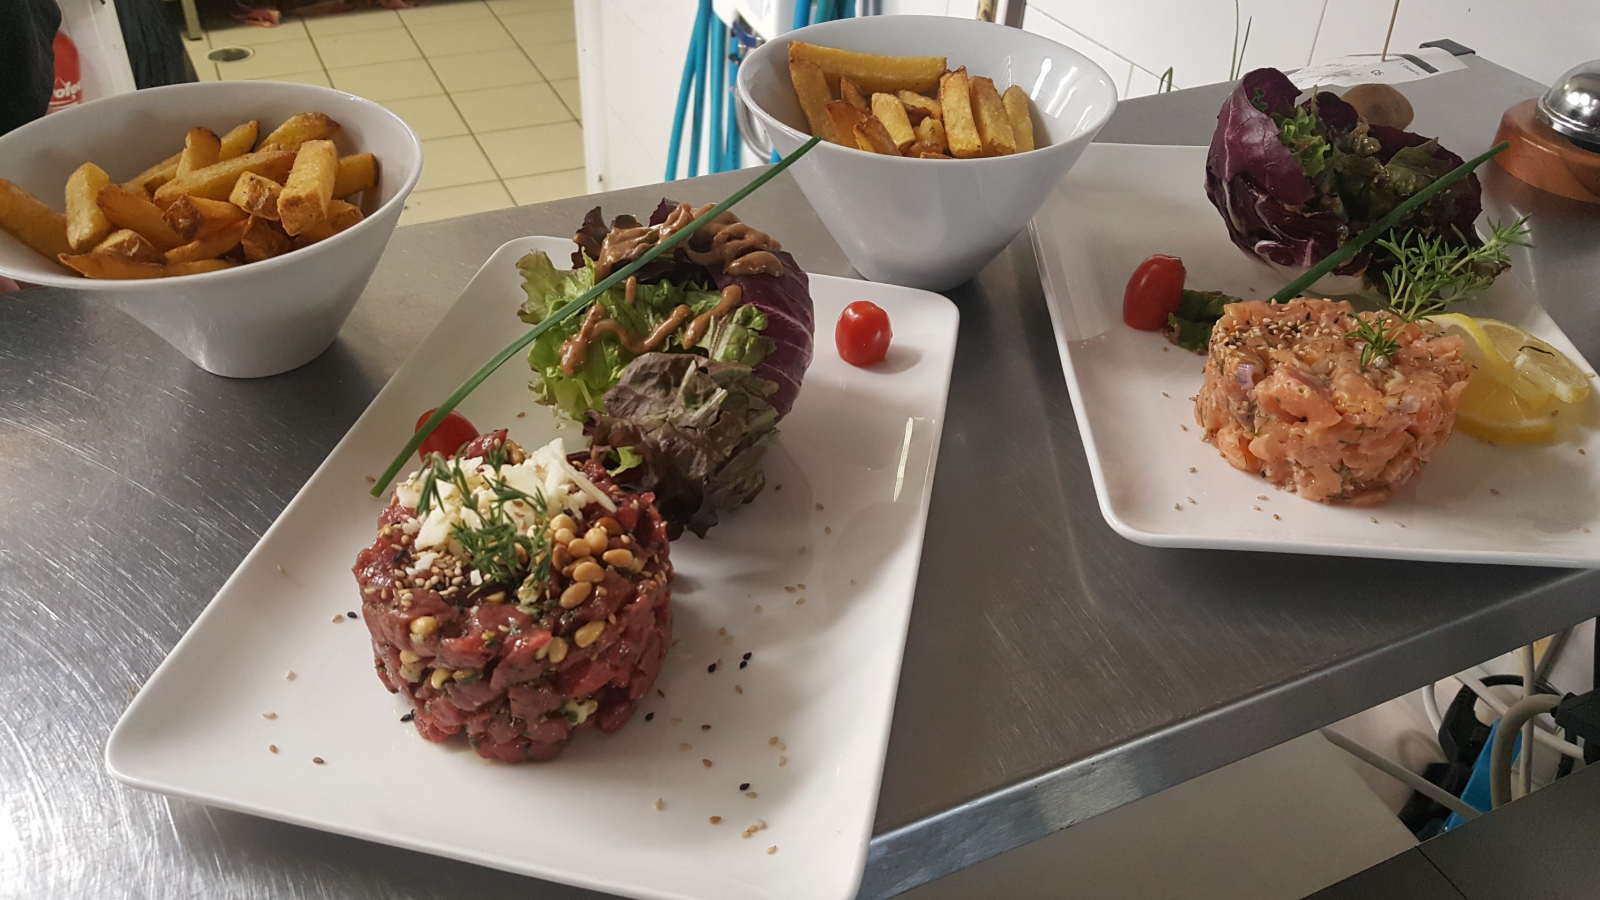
1519,645 -> 1536,798
665,0 -> 712,181
708,20 -> 725,177
1456,669 -> 1585,758
1490,693 -> 1564,809
1534,627 -> 1572,685
1421,683 -> 1443,733
1320,728 -> 1481,821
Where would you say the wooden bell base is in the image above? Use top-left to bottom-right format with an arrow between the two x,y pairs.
1494,98 -> 1600,204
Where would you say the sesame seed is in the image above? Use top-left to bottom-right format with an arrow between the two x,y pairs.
1369,517 -> 1379,524
708,663 -> 718,673
710,816 -> 722,824
331,615 -> 343,623
262,711 -> 276,719
312,757 -> 324,765
1162,392 -> 1170,398
767,846 -> 778,855
1186,497 -> 1196,504
1251,505 -> 1261,511
784,586 -> 796,593
645,712 -> 654,721
1257,495 -> 1268,501
517,411 -> 526,418
746,791 -> 758,798
1174,503 -> 1183,511
1490,488 -> 1500,495
1189,467 -> 1197,473
655,799 -> 665,810
672,718 -> 683,725
285,670 -> 296,681
657,690 -> 666,698
815,504 -> 824,511
825,526 -> 831,534
743,652 -> 752,660
680,743 -> 692,751
754,605 -> 763,613
364,475 -> 376,484
796,598 -> 805,605
269,744 -> 277,753
735,685 -> 744,694
702,724 -> 712,731
779,755 -> 787,766
277,565 -> 286,574
703,759 -> 713,768
740,782 -> 750,790
400,711 -> 414,722
769,737 -> 780,746
347,611 -> 357,619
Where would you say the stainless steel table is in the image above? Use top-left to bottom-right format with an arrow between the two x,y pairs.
4,54 -> 1598,900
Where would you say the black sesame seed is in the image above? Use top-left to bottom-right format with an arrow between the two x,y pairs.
739,783 -> 750,791
400,711 -> 414,722
645,712 -> 654,721
742,652 -> 752,660
347,611 -> 358,619
739,661 -> 748,669
708,663 -> 717,673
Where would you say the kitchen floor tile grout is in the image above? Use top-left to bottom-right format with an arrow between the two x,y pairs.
398,13 -> 517,203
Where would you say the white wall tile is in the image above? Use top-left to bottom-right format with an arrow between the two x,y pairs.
1312,0 -> 1600,87
1014,0 -> 1328,89
1022,7 -> 1135,95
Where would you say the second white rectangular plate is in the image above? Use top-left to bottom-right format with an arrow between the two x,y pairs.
1033,143 -> 1600,567
106,236 -> 959,900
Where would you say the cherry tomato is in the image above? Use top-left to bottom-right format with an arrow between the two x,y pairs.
836,301 -> 893,367
1122,254 -> 1187,331
414,408 -> 479,460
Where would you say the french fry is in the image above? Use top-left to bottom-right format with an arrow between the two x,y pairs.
229,171 -> 282,221
164,217 -> 248,264
870,93 -> 916,152
240,217 -> 293,262
167,259 -> 238,276
1002,85 -> 1035,153
787,41 -> 945,94
939,68 -> 983,159
914,115 -> 947,153
95,184 -> 183,251
177,127 -> 223,178
969,76 -> 1016,157
0,178 -> 72,259
163,195 -> 248,242
258,112 -> 341,152
92,228 -> 165,264
57,252 -> 169,280
332,153 -> 378,199
824,101 -> 868,151
293,199 -> 363,246
126,152 -> 181,192
788,58 -> 842,146
153,149 -> 296,206
897,90 -> 941,124
905,140 -> 949,158
839,76 -> 871,113
219,120 -> 260,160
277,140 -> 337,237
854,116 -> 900,155
65,162 -> 115,251
912,149 -> 952,159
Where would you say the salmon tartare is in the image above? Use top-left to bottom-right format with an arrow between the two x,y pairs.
1195,298 -> 1472,505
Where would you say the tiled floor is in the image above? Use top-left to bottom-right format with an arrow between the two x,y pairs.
184,0 -> 585,226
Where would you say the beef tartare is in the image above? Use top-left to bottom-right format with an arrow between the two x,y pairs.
353,430 -> 672,762
1195,298 -> 1471,505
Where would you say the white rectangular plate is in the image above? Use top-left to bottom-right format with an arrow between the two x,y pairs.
107,236 -> 960,900
1033,143 -> 1600,567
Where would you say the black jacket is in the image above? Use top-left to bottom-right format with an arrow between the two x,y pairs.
0,0 -> 60,136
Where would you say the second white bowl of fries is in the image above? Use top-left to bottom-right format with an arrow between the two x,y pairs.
738,15 -> 1118,292
0,81 -> 422,378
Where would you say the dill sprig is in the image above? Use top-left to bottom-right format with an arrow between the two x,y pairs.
1379,216 -> 1530,320
409,453 -> 552,590
1344,217 -> 1531,370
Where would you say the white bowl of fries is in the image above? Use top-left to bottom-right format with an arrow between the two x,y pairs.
738,15 -> 1117,291
0,81 -> 421,378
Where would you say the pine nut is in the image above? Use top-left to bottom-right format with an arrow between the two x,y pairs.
547,636 -> 569,664
452,668 -> 476,682
602,548 -> 634,567
560,582 -> 592,609
409,616 -> 439,639
429,668 -> 452,689
567,538 -> 592,558
550,514 -> 577,535
398,650 -> 420,663
596,516 -> 623,536
574,620 -> 606,648
573,561 -> 605,583
584,527 -> 610,555
553,528 -> 577,545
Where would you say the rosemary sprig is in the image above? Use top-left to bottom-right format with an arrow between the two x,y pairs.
1379,216 -> 1530,320
371,134 -> 825,496
1347,312 -> 1402,370
409,452 -> 553,589
1271,141 -> 1510,303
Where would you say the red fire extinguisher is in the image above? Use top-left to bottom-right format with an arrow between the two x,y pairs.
49,31 -> 83,113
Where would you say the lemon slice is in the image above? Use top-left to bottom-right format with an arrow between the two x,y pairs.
1477,318 -> 1593,405
1428,313 -> 1550,405
1455,374 -> 1559,444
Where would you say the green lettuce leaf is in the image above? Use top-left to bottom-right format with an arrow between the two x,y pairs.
587,352 -> 780,539
515,250 -> 727,421
1165,289 -> 1238,352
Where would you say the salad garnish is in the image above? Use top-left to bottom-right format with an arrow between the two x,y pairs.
371,135 -> 824,496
